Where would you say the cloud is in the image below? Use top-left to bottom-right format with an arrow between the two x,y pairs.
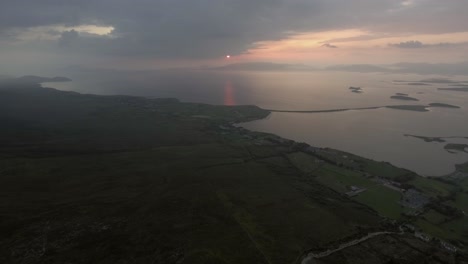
0,0 -> 451,59
58,30 -> 79,47
326,64 -> 390,73
1,0 -> 468,70
388,40 -> 460,49
388,40 -> 424,48
321,43 -> 338,48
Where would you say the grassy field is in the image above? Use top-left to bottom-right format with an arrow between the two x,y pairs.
416,213 -> 468,245
422,209 -> 448,225
0,143 -> 386,263
457,162 -> 468,173
313,164 -> 375,193
353,186 -> 403,220
286,152 -> 322,174
308,163 -> 404,219
313,149 -> 417,182
409,177 -> 454,198
441,217 -> 468,243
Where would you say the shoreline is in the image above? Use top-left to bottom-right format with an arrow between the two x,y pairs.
29,83 -> 468,179
241,109 -> 468,178
34,83 -> 468,178
266,103 -> 460,113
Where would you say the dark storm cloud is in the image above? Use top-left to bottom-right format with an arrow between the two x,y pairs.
0,1 -> 85,30
1,0 -> 467,59
374,0 -> 468,34
0,0 -> 402,58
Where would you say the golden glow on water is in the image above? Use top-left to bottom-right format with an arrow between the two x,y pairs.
223,80 -> 235,106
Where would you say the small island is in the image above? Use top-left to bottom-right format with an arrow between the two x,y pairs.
407,82 -> 430,86
406,134 -> 468,143
386,105 -> 428,111
428,103 -> 460,109
390,95 -> 419,101
405,134 -> 447,143
349,86 -> 363,93
445,143 -> 468,154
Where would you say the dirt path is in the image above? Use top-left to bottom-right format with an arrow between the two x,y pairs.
301,231 -> 399,264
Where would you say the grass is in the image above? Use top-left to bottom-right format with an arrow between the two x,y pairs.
360,160 -> 414,181
459,163 -> 468,173
422,209 -> 448,225
416,219 -> 448,239
441,217 -> 468,242
314,164 -> 375,194
460,177 -> 468,192
455,193 -> 468,212
444,192 -> 468,213
409,177 -> 454,198
416,215 -> 468,244
1,144 -> 384,264
316,149 -> 416,182
311,163 -> 403,219
286,152 -> 322,174
353,185 -> 403,220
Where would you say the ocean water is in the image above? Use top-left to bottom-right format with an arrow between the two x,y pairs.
45,70 -> 468,176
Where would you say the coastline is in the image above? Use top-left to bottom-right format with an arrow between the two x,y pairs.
1,83 -> 467,262
241,109 -> 468,177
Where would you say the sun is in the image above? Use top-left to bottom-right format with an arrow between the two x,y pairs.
226,55 -> 231,59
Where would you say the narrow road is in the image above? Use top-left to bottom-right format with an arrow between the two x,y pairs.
301,231 -> 399,264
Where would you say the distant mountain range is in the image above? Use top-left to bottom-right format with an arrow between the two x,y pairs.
206,61 -> 468,75
15,75 -> 72,83
208,62 -> 316,71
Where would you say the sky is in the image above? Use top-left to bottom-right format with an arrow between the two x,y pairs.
1,0 -> 468,75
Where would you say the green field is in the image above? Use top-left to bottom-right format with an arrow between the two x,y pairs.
458,162 -> 468,173
409,177 -> 454,198
286,152 -> 323,174
353,186 -> 403,219
1,140 -> 386,263
316,150 -> 417,182
422,209 -> 448,225
314,164 -> 375,193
